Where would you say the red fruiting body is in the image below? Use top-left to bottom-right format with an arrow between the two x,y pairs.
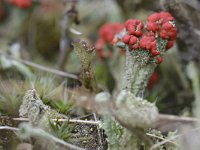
151,50 -> 160,56
96,23 -> 123,59
147,13 -> 160,22
146,31 -> 155,37
127,35 -> 139,50
129,35 -> 137,45
122,35 -> 131,44
99,23 -> 123,43
9,0 -> 32,9
146,22 -> 159,32
166,40 -> 174,50
134,30 -> 143,37
159,22 -> 177,40
120,11 -> 176,64
140,34 -> 156,51
146,11 -> 176,39
130,44 -> 139,50
156,56 -> 163,64
125,19 -> 144,36
147,12 -> 174,25
159,12 -> 174,23
162,22 -> 173,29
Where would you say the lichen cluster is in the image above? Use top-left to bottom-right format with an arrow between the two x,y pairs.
97,11 -> 177,150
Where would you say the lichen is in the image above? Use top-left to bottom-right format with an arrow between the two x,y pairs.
19,89 -> 67,128
123,49 -> 157,96
100,115 -> 148,150
100,116 -> 124,150
115,90 -> 158,129
72,40 -> 98,92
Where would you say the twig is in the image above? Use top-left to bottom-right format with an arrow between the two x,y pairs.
158,114 -> 198,123
3,114 -> 199,128
12,118 -> 99,125
93,113 -> 104,149
59,119 -> 100,125
0,126 -> 19,131
0,53 -> 78,79
154,114 -> 198,131
57,14 -> 72,70
146,133 -> 179,146
150,126 -> 200,150
150,134 -> 179,150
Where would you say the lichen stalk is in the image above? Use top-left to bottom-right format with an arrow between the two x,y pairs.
73,40 -> 99,92
131,63 -> 156,96
124,46 -> 157,96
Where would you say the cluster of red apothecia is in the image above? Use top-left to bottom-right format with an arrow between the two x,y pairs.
9,0 -> 32,9
122,12 -> 177,64
95,23 -> 124,59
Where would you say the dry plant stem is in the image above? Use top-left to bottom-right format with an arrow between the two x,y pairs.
150,126 -> 200,150
154,114 -> 197,132
12,118 -> 99,125
150,134 -> 179,150
57,36 -> 72,70
0,53 -> 78,79
146,133 -> 179,146
8,114 -> 197,129
93,113 -> 104,149
57,5 -> 72,70
0,126 -> 19,131
158,114 -> 198,124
